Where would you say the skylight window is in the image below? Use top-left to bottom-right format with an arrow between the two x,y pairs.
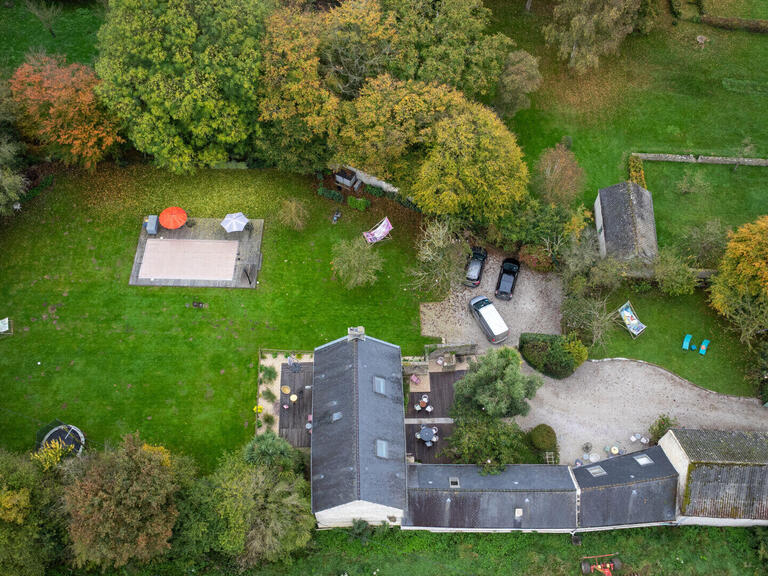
376,439 -> 389,459
331,411 -> 343,422
587,465 -> 607,477
374,376 -> 387,395
633,454 -> 654,466
449,477 -> 460,488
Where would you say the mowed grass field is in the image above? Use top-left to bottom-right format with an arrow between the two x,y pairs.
0,165 -> 432,470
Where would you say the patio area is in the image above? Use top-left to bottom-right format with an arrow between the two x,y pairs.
129,217 -> 264,288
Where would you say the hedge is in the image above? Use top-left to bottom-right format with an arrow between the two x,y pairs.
519,332 -> 587,379
317,186 -> 343,203
702,15 -> 768,34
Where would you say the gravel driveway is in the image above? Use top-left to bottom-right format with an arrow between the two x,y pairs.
420,250 -> 563,351
516,359 -> 768,465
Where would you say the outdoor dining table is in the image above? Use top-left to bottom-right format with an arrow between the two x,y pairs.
419,426 -> 436,443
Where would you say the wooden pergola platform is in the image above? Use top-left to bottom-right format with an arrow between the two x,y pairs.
129,217 -> 263,288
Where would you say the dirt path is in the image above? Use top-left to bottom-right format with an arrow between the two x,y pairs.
420,251 -> 563,351
516,359 -> 768,465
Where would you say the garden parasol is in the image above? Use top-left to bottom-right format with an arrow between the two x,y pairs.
159,206 -> 187,229
221,212 -> 249,233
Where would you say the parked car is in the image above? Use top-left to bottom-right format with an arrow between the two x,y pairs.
495,258 -> 520,300
463,246 -> 488,287
469,295 -> 509,344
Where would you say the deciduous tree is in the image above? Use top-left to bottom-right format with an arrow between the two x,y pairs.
332,236 -> 383,289
258,7 -> 338,173
0,82 -> 27,216
496,49 -> 542,118
543,0 -> 642,74
454,347 -> 541,418
409,218 -> 469,293
10,54 -> 121,170
96,0 -> 275,172
654,247 -> 698,296
412,102 -> 529,224
534,142 -> 585,206
711,216 -> 768,345
63,434 -> 181,569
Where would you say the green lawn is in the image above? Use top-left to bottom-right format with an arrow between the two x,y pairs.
592,287 -> 753,396
703,0 -> 768,20
645,162 -> 768,249
0,1 -> 103,72
0,164 -> 432,470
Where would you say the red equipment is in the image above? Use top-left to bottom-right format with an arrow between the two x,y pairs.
580,553 -> 622,575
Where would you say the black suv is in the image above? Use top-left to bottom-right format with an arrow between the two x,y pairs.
495,258 -> 520,300
463,246 -> 488,287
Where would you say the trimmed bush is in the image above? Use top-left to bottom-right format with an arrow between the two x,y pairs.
347,195 -> 370,211
364,183 -> 384,197
519,332 -> 587,379
529,424 -> 557,451
317,186 -> 343,203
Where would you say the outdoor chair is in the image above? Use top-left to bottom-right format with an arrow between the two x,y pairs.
425,405 -> 434,413
414,404 -> 422,411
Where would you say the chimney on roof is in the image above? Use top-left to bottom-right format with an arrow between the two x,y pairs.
347,326 -> 366,341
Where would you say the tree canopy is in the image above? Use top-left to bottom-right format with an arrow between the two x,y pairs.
454,347 -> 542,418
96,0 -> 275,172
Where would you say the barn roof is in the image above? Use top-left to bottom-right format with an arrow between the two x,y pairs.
684,464 -> 768,519
597,182 -> 658,260
671,429 -> 768,464
311,332 -> 406,513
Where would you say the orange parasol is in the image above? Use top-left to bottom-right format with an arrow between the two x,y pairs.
159,206 -> 187,229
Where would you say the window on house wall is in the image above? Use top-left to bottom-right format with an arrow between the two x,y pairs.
374,376 -> 387,395
376,439 -> 389,458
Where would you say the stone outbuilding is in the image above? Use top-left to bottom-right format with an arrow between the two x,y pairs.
594,182 -> 658,261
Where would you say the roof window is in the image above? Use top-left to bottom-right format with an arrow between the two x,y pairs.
331,411 -> 343,422
587,465 -> 607,477
374,376 -> 387,395
376,439 -> 389,459
633,453 -> 654,466
449,477 -> 460,488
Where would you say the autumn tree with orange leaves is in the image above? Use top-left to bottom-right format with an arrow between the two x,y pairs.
710,215 -> 768,345
10,54 -> 121,170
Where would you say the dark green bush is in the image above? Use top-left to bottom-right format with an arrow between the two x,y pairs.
365,183 -> 384,197
649,413 -> 678,444
702,15 -> 768,34
668,0 -> 682,18
529,424 -> 557,451
347,195 -> 370,211
519,332 -> 587,379
317,186 -> 343,203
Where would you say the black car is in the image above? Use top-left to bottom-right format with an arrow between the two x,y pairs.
495,258 -> 520,300
463,246 -> 488,287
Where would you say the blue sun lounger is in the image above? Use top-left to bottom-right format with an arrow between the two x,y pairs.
699,339 -> 710,355
682,334 -> 693,351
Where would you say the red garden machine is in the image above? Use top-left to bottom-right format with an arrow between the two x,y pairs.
580,554 -> 623,575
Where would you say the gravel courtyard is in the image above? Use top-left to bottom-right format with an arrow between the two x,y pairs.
420,250 -> 563,351
516,359 -> 768,465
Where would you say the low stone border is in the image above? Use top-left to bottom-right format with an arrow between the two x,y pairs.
587,357 -> 763,404
632,152 -> 768,166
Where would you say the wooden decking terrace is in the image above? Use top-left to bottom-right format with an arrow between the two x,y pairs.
278,362 -> 314,448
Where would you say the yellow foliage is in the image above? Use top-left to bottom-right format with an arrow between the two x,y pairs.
31,438 -> 74,471
141,443 -> 171,467
563,204 -> 592,238
0,486 -> 31,524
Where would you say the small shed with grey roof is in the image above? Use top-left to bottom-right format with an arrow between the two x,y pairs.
405,464 -> 578,531
659,429 -> 768,524
594,182 -> 658,261
311,327 -> 407,528
573,446 -> 678,528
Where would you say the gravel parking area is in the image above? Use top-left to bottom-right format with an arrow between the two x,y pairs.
420,250 -> 563,350
516,359 -> 768,465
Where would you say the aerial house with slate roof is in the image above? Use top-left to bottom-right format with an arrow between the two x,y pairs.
594,182 -> 658,262
310,327 -> 407,528
659,429 -> 768,526
572,446 -> 678,529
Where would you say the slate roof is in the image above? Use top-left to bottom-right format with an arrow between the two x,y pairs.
573,446 -> 678,527
671,429 -> 768,464
684,464 -> 768,519
597,182 -> 658,260
311,333 -> 406,513
405,464 -> 578,530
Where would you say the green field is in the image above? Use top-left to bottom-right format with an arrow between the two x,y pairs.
0,165 -> 432,470
703,0 -> 768,20
0,1 -> 103,72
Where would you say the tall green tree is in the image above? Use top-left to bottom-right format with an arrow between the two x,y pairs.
96,0 -> 275,172
543,0 -> 642,74
0,81 -> 26,216
454,347 -> 542,418
258,7 -> 338,172
209,452 -> 314,568
63,435 -> 181,569
412,102 -> 530,224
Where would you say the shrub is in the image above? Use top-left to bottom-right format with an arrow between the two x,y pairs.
519,332 -> 586,379
649,413 -> 678,444
347,195 -> 370,211
331,236 -> 383,289
454,347 -> 541,417
409,218 -> 469,293
684,220 -> 728,269
677,168 -> 712,196
243,431 -> 301,475
518,244 -> 553,272
278,198 -> 309,230
317,185 -> 343,203
365,183 -> 384,197
529,424 -> 557,452
701,15 -> 768,34
669,0 -> 682,18
534,142 -> 585,206
747,340 -> 768,403
259,364 -> 277,383
561,294 -> 613,348
587,256 -> 626,296
261,387 -> 276,403
628,156 -> 647,189
263,413 -> 275,426
348,519 -> 374,543
30,439 -> 73,471
654,248 -> 698,296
